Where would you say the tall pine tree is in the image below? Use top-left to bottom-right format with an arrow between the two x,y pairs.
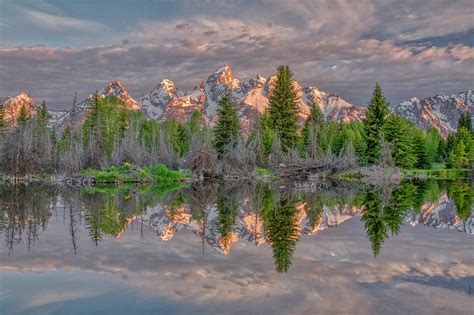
363,83 -> 390,164
213,92 -> 240,155
301,102 -> 323,155
268,65 -> 299,151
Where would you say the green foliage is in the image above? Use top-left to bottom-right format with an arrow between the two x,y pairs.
382,115 -> 416,168
447,128 -> 473,168
413,129 -> 429,169
36,101 -> 50,131
425,127 -> 443,165
82,94 -> 130,161
18,104 -> 29,126
268,65 -> 300,151
301,103 -> 323,155
213,92 -> 240,155
255,167 -> 278,181
363,83 -> 390,164
259,111 -> 275,156
447,180 -> 473,220
79,164 -> 187,183
458,113 -> 472,132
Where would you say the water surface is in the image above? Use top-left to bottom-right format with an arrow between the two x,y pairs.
1,180 -> 473,314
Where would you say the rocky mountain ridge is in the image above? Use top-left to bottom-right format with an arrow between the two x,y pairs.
392,90 -> 473,137
140,64 -> 367,133
2,65 -> 472,136
0,92 -> 36,126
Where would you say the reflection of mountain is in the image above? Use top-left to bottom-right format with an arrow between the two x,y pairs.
137,194 -> 472,257
139,202 -> 364,255
406,192 -> 473,234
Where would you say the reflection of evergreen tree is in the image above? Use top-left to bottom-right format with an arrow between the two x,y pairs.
216,187 -> 238,241
384,182 -> 414,236
303,192 -> 323,230
447,181 -> 473,220
261,190 -> 299,273
361,188 -> 387,257
0,186 -> 54,253
84,196 -> 102,246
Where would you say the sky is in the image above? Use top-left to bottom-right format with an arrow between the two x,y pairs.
0,0 -> 473,109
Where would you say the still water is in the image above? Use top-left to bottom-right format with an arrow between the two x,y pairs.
1,180 -> 473,314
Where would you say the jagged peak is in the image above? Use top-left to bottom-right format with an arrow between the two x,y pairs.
212,64 -> 233,76
206,64 -> 240,90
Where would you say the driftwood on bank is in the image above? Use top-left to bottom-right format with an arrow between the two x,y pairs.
275,158 -> 351,181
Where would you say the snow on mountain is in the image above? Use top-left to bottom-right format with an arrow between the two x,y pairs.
392,90 -> 473,137
0,92 -> 37,126
141,64 -> 367,134
140,79 -> 183,119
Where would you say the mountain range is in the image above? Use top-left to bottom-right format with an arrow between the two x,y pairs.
1,64 -> 472,136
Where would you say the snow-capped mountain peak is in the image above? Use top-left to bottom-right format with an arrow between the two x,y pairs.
393,90 -> 473,137
0,92 -> 36,126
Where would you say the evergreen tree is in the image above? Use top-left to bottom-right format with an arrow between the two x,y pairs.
37,101 -> 49,130
189,109 -> 205,134
302,103 -> 323,153
213,92 -> 240,155
458,113 -> 472,132
413,130 -> 429,169
425,127 -> 442,165
18,104 -> 29,127
382,115 -> 416,168
268,65 -> 299,151
363,83 -> 390,164
259,111 -> 275,157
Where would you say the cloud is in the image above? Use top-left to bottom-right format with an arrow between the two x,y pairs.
22,8 -> 107,32
0,1 -> 473,108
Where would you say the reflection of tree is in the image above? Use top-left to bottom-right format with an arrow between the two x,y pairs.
261,189 -> 299,273
362,183 -> 415,256
303,192 -> 323,231
84,195 -> 102,246
216,186 -> 238,256
186,183 -> 218,253
384,183 -> 415,236
1,186 -> 53,253
447,181 -> 473,220
83,192 -> 147,245
361,188 -> 387,257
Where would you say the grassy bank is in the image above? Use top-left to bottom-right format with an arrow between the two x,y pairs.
401,168 -> 470,180
77,163 -> 189,184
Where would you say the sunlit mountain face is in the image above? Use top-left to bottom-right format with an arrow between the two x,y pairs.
1,180 -> 473,314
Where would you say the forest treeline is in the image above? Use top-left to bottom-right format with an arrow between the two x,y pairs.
0,65 -> 472,179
